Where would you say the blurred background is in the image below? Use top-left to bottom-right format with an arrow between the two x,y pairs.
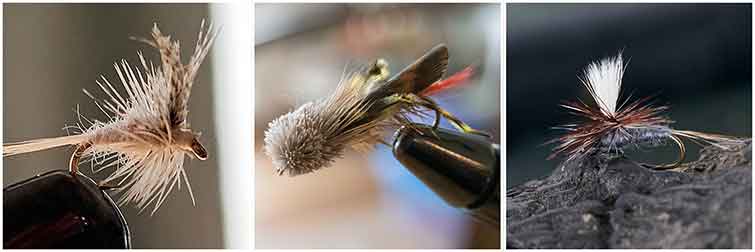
3,3 -> 252,248
255,3 -> 500,249
507,4 -> 752,186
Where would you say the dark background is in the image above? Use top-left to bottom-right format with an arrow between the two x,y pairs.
507,3 -> 752,186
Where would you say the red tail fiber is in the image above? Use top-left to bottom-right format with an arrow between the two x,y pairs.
421,66 -> 475,96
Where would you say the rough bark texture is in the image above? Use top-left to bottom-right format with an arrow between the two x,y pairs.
507,141 -> 752,249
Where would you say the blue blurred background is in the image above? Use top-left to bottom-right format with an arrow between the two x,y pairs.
255,3 -> 500,249
507,3 -> 752,186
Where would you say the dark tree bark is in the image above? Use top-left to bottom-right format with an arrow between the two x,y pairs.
507,141 -> 752,249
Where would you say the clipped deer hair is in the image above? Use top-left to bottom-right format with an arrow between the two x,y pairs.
264,44 -> 489,177
549,52 -> 744,169
3,20 -> 219,215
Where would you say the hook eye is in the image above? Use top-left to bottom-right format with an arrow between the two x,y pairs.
190,138 -> 208,161
368,59 -> 389,80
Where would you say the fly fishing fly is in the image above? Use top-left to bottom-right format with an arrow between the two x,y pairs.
549,52 -> 744,169
3,21 -> 218,214
264,44 -> 489,176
